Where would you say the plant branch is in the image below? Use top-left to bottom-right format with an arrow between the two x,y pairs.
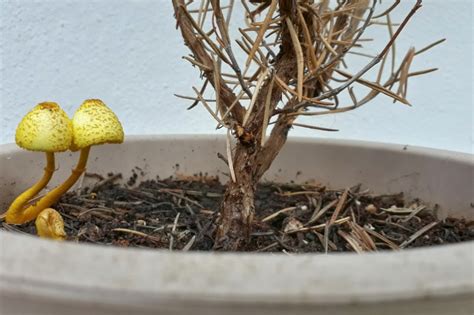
172,0 -> 246,124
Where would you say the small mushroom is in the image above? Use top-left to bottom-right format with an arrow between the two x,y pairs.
5,102 -> 72,224
24,99 -> 124,218
71,99 -> 124,150
35,208 -> 66,240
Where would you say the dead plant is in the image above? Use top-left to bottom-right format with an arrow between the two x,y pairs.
171,0 -> 441,250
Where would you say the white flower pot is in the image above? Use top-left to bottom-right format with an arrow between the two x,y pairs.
1,135 -> 472,315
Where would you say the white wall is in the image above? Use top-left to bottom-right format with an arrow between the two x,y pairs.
0,0 -> 472,153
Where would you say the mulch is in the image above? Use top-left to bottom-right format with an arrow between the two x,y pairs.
2,171 -> 473,252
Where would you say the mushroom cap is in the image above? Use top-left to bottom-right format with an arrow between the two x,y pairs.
15,102 -> 73,152
71,99 -> 124,150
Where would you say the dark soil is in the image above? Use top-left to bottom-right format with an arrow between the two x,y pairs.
2,172 -> 473,252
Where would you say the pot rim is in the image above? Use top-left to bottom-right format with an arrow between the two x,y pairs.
1,134 -> 472,160
1,232 -> 473,307
0,135 -> 473,307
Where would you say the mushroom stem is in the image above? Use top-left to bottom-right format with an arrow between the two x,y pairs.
16,146 -> 91,223
5,152 -> 55,224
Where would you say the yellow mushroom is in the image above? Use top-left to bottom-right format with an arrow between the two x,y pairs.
23,99 -> 124,222
35,208 -> 66,240
5,102 -> 72,225
71,99 -> 124,150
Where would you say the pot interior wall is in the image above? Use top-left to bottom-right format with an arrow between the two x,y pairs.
0,135 -> 472,219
